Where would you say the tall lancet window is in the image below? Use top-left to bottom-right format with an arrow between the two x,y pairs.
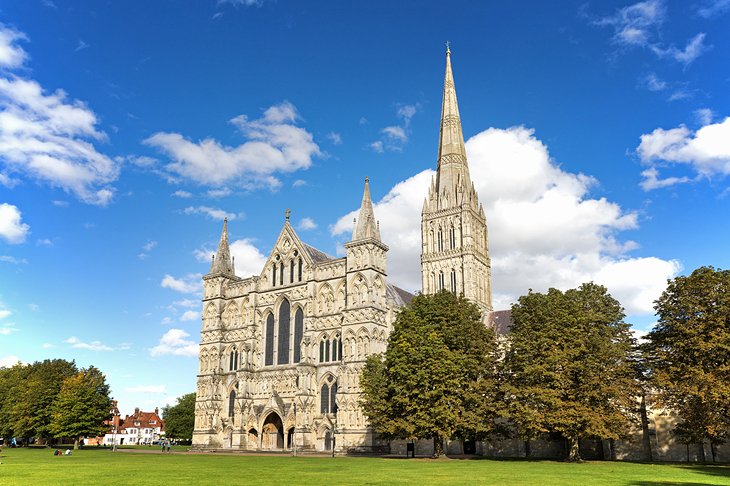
290,260 -> 295,284
293,308 -> 304,363
265,314 -> 274,366
438,228 -> 443,252
298,258 -> 303,281
277,299 -> 291,365
449,226 -> 456,249
279,263 -> 284,287
272,265 -> 277,286
228,390 -> 236,418
438,271 -> 445,291
450,269 -> 457,293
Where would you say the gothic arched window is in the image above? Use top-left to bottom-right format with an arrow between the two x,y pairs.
279,263 -> 284,287
320,376 -> 337,414
228,390 -> 236,418
320,383 -> 329,414
277,299 -> 291,365
450,225 -> 456,249
438,271 -> 445,291
265,314 -> 274,366
229,351 -> 234,371
331,338 -> 338,361
290,260 -> 294,284
319,339 -> 325,363
234,350 -> 239,370
272,265 -> 277,286
438,228 -> 443,252
451,269 -> 457,293
293,308 -> 303,363
298,258 -> 303,281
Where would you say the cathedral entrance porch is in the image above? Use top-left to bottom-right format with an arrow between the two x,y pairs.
262,412 -> 284,450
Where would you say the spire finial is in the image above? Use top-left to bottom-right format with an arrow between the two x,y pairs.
285,208 -> 291,221
446,40 -> 450,55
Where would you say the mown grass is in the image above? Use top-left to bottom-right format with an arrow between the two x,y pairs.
0,447 -> 728,485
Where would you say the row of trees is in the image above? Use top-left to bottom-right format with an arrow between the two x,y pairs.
162,392 -> 196,441
360,267 -> 730,461
0,359 -> 112,449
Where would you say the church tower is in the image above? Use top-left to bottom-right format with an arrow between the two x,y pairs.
421,47 -> 492,312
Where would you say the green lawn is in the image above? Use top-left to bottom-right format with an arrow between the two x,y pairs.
0,447 -> 728,485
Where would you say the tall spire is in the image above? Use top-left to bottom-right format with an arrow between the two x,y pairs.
436,45 -> 471,194
210,218 -> 235,276
352,176 -> 381,241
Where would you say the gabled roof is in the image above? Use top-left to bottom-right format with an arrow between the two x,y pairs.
386,283 -> 414,307
486,309 -> 513,336
303,243 -> 335,264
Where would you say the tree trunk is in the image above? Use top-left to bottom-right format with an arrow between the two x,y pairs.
432,434 -> 445,458
524,439 -> 531,458
73,438 -> 79,450
566,436 -> 581,462
698,442 -> 706,463
639,394 -> 654,461
710,442 -> 717,463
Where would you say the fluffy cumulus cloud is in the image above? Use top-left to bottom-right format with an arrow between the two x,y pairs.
144,101 -> 320,189
149,328 -> 198,357
593,1 -> 708,66
0,203 -> 29,244
194,238 -> 267,278
298,217 -> 317,231
0,25 -> 119,205
64,336 -> 113,352
333,126 -> 679,315
180,310 -> 200,321
160,273 -> 201,294
638,117 -> 730,190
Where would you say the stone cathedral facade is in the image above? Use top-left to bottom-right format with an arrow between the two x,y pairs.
192,48 -> 492,453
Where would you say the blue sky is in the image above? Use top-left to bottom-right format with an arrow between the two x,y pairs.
1,0 -> 729,416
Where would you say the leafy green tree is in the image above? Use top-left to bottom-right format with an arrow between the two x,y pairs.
163,392 -> 196,440
503,283 -> 639,461
49,366 -> 112,449
642,266 -> 730,463
360,291 -> 500,456
0,359 -> 78,443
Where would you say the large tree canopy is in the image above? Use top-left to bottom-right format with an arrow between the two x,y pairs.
503,282 -> 639,461
49,366 -> 112,449
360,291 -> 500,456
642,266 -> 730,462
0,359 -> 78,442
163,392 -> 196,440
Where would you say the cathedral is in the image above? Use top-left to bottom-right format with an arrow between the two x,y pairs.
192,47 -> 494,453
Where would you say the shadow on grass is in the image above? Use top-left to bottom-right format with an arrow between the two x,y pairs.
626,463 -> 730,486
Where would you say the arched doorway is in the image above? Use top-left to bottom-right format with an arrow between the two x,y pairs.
324,430 -> 332,451
262,412 -> 284,450
287,427 -> 295,450
247,428 -> 258,450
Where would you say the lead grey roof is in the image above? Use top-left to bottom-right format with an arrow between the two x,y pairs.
486,309 -> 513,336
303,243 -> 335,264
387,283 -> 414,307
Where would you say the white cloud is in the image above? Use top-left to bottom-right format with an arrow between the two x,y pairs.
219,0 -> 266,6
292,179 -> 306,188
180,310 -> 200,321
64,336 -> 113,352
0,203 -> 29,244
128,155 -> 157,167
0,304 -> 10,320
0,25 -> 27,68
138,240 -> 157,259
206,187 -> 232,198
172,299 -> 198,308
298,217 -> 317,231
397,104 -> 419,127
36,238 -> 53,247
194,238 -> 267,278
0,325 -> 18,335
172,190 -> 192,198
0,355 -> 20,367
161,274 -> 201,294
149,328 -> 198,357
333,126 -> 679,315
641,73 -> 667,91
639,167 -> 692,190
183,205 -> 239,221
370,141 -> 384,153
698,0 -> 730,18
0,255 -> 27,264
74,40 -> 89,52
694,108 -> 714,125
637,117 -> 730,189
593,1 -> 707,66
650,33 -> 708,66
382,126 -> 407,143
327,132 -> 342,145
145,101 -> 320,189
126,385 -> 167,393
0,172 -> 19,187
0,26 -> 119,205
